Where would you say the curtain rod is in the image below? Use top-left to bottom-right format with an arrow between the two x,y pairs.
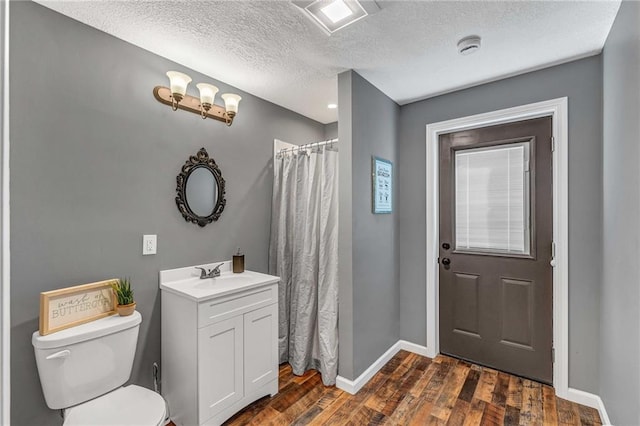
277,138 -> 338,155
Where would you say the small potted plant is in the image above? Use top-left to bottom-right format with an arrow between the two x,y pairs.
111,278 -> 136,316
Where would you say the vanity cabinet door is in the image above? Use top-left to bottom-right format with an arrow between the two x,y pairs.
198,315 -> 244,423
244,304 -> 278,394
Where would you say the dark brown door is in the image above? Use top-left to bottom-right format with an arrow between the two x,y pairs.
439,117 -> 553,384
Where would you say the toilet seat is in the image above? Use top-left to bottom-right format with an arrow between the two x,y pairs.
64,385 -> 166,426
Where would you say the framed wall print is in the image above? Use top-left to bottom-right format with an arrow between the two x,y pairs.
372,156 -> 393,214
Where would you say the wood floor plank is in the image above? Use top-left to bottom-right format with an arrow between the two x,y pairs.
291,405 -> 322,426
345,404 -> 386,426
406,359 -> 455,424
314,386 -> 343,410
492,372 -> 511,407
504,404 -> 521,425
425,415 -> 447,426
542,385 -> 559,425
462,398 -> 486,426
458,368 -> 480,402
379,357 -> 427,417
557,397 -> 580,426
270,373 -> 321,412
578,403 -> 602,426
364,352 -> 419,414
278,363 -> 294,391
431,362 -> 470,421
324,351 -> 410,425
291,368 -> 317,384
378,356 -> 431,417
481,402 -> 506,426
305,390 -> 350,426
422,358 -> 456,404
506,375 -> 524,409
445,398 -> 470,426
519,379 -> 543,425
385,358 -> 439,424
473,368 -> 498,403
268,377 -> 326,425
222,353 -> 601,426
222,395 -> 271,426
244,406 -> 280,425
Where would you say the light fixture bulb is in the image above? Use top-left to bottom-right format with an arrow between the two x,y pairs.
221,93 -> 242,114
221,93 -> 242,126
320,0 -> 353,24
166,71 -> 192,110
328,103 -> 338,109
196,83 -> 219,110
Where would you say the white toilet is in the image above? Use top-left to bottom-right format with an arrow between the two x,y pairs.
32,311 -> 167,425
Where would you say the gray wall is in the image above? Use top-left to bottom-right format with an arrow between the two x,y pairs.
0,2 -> 7,424
337,72 -> 354,379
338,71 -> 400,379
398,56 -> 603,393
324,121 -> 338,140
601,2 -> 640,423
9,2 -> 324,425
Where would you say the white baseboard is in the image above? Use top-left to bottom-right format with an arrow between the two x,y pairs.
398,340 -> 429,357
566,388 -> 611,425
336,340 -> 429,395
336,341 -> 402,394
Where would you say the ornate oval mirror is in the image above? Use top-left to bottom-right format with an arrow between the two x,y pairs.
176,147 -> 226,227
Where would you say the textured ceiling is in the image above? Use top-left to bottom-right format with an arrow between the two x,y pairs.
36,1 -> 621,124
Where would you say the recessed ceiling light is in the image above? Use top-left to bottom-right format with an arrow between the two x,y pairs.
457,35 -> 482,55
320,0 -> 353,24
328,103 -> 338,109
293,0 -> 380,35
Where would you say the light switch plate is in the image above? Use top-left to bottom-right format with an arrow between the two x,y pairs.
143,234 -> 157,255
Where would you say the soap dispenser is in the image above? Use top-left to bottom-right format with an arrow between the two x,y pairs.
233,248 -> 245,273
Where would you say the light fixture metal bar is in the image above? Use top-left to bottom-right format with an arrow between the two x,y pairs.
153,86 -> 230,124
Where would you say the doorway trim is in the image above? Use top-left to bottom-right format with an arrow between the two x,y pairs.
425,97 -> 568,398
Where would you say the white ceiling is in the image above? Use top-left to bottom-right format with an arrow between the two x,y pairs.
36,0 -> 621,124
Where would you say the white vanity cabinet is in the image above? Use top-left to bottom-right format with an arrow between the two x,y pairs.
160,263 -> 279,426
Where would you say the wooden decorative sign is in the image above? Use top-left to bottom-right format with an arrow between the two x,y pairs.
39,279 -> 118,336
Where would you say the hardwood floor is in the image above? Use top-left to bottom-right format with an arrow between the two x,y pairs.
221,350 -> 601,426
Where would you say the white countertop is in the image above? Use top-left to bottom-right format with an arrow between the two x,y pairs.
159,261 -> 280,302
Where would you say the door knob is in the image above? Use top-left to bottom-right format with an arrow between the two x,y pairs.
441,258 -> 451,266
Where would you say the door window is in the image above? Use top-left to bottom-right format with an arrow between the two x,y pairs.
454,142 -> 531,255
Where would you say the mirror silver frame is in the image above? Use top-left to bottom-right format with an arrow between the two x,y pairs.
176,147 -> 226,227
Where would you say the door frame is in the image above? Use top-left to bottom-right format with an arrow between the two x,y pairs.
425,97 -> 568,397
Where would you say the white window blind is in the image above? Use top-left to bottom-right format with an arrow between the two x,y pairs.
455,142 -> 530,255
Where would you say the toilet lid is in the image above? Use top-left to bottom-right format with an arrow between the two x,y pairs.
64,385 -> 166,426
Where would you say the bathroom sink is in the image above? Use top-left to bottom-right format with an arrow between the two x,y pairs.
159,261 -> 280,302
193,273 -> 247,288
213,273 -> 247,281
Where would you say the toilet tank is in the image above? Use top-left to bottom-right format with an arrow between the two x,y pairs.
32,311 -> 142,409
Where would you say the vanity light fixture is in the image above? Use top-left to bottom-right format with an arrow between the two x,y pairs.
153,71 -> 242,126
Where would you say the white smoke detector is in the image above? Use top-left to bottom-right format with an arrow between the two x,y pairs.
457,36 -> 482,55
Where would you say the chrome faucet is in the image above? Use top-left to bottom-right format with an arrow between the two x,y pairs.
195,263 -> 225,279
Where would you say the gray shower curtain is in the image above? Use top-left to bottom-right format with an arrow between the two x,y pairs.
268,144 -> 339,386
